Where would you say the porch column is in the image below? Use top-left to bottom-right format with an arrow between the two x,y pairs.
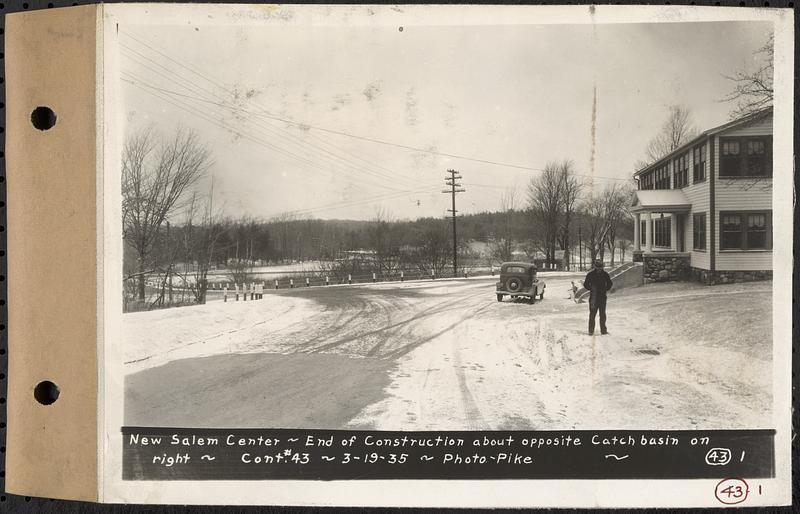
634,213 -> 641,251
669,213 -> 678,251
643,212 -> 652,252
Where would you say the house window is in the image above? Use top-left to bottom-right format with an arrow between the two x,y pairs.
654,165 -> 670,189
720,210 -> 772,250
747,213 -> 767,249
721,214 -> 743,249
692,145 -> 706,182
719,136 -> 772,177
654,216 -> 671,247
673,153 -> 689,188
746,140 -> 769,176
692,213 -> 706,250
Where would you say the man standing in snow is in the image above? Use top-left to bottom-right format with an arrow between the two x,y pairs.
583,259 -> 613,335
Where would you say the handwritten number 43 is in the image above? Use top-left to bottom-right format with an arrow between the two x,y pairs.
719,485 -> 745,498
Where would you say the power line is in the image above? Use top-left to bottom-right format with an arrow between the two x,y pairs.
119,29 -> 631,183
261,187 -> 439,220
119,36 -> 427,190
121,74 -> 437,203
122,73 -> 442,219
119,51 -> 425,192
122,73 -> 442,200
120,63 -> 420,191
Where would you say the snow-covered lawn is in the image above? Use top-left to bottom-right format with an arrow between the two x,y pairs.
123,294 -> 322,372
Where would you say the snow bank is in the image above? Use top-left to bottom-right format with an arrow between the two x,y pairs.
122,294 -> 321,372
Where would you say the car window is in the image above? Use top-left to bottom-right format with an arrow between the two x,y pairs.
505,266 -> 527,274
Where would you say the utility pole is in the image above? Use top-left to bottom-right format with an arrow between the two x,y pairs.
442,169 -> 465,277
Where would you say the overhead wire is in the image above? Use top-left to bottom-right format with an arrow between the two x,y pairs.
119,29 -> 630,183
117,71 -> 421,194
121,74 -> 432,196
122,71 -> 439,196
119,39 -> 429,191
121,75 -> 442,218
260,187 -> 440,219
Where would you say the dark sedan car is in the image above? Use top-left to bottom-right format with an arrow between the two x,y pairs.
495,262 -> 546,303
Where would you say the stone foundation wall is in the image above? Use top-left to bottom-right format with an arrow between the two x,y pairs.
642,252 -> 772,285
642,254 -> 690,283
632,250 -> 643,263
690,268 -> 773,285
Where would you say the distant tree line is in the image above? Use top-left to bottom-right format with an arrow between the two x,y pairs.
122,130 -> 635,311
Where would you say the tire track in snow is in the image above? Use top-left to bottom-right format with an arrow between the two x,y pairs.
451,336 -> 490,430
305,290 -> 488,357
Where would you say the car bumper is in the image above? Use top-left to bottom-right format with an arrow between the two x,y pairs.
496,282 -> 546,296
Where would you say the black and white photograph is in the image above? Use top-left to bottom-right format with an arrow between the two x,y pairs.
100,4 -> 793,506
92,6 -> 793,507
5,2 -> 797,508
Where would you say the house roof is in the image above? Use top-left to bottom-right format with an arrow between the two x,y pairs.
633,107 -> 773,178
631,189 -> 691,213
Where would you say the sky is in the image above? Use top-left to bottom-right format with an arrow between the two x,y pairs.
119,19 -> 773,221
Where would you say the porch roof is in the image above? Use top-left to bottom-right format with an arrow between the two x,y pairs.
631,190 -> 691,213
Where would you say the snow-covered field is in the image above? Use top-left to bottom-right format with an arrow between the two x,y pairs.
123,276 -> 772,430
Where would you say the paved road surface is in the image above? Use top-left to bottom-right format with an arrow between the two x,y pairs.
125,275 -> 772,430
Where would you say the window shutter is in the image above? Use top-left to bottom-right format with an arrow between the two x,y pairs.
767,211 -> 773,250
767,135 -> 773,177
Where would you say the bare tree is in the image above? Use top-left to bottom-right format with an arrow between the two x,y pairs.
639,105 -> 698,166
722,34 -> 773,118
528,162 -> 564,267
181,182 -> 226,304
367,206 -> 400,277
269,212 -> 297,263
414,220 -> 450,275
225,216 -> 258,286
582,194 -> 609,264
491,189 -> 517,263
123,127 -> 212,300
556,161 -> 583,270
603,185 -> 635,265
581,184 -> 630,264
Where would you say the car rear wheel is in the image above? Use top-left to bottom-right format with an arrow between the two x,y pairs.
539,289 -> 545,299
496,294 -> 503,302
505,277 -> 522,293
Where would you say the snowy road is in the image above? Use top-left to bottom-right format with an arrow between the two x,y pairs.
124,275 -> 772,431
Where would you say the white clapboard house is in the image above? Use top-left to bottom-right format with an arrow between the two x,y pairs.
631,108 -> 772,284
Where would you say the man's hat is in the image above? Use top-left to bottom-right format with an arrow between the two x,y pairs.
594,259 -> 604,268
